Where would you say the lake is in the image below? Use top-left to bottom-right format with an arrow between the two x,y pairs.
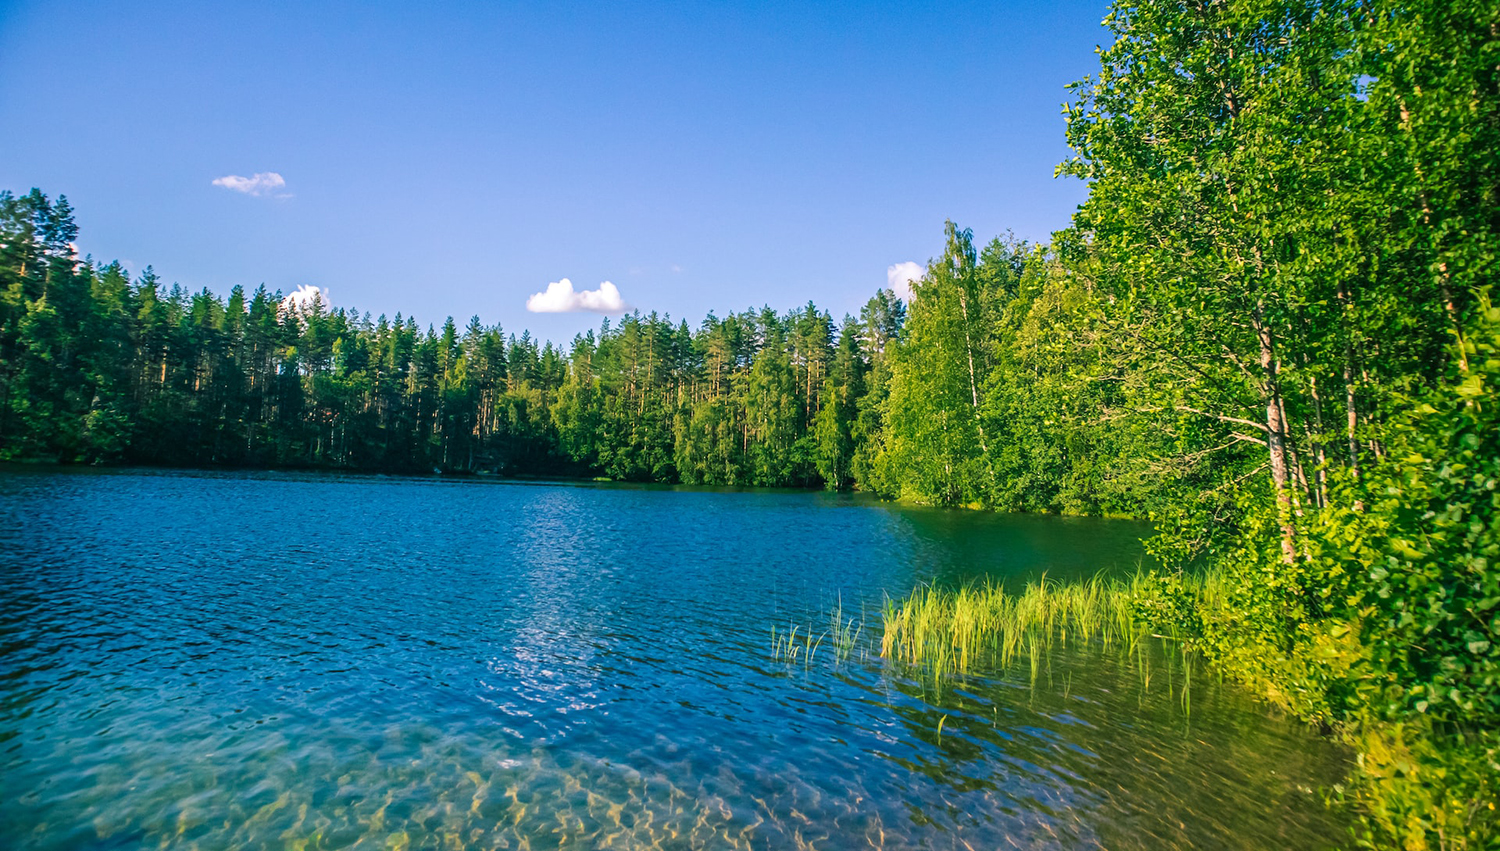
0,468 -> 1351,849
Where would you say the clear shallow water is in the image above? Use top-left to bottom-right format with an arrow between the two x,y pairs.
0,468 -> 1351,850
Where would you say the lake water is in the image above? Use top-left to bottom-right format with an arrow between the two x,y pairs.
0,469 -> 1351,849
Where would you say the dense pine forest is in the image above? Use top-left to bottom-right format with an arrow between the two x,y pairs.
0,190 -> 1156,515
0,191 -> 1207,517
2,0 -> 1496,845
0,187 -> 918,490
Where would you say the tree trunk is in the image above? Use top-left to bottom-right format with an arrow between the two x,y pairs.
1255,302 -> 1298,564
1306,371 -> 1328,509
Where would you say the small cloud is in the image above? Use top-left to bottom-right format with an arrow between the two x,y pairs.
526,278 -> 631,314
280,284 -> 329,314
213,172 -> 290,197
887,261 -> 924,301
670,264 -> 683,273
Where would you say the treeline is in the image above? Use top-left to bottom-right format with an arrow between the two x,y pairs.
0,194 -> 911,485
0,197 -> 1074,510
0,189 -> 1173,516
0,188 -> 1201,524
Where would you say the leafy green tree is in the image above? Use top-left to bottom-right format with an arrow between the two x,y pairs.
882,222 -> 997,505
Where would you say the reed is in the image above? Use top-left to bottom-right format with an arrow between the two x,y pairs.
827,595 -> 865,664
771,595 -> 867,667
879,571 -> 1216,680
769,624 -> 809,664
770,621 -> 831,666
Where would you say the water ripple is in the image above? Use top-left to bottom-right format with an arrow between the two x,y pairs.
0,468 -> 1350,849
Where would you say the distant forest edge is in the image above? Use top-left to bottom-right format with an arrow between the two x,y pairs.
0,190 -> 1244,518
0,185 -> 909,490
0,187 -> 1165,516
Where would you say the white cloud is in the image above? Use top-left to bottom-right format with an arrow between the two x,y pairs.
886,261 -> 924,301
526,278 -> 630,314
280,284 -> 329,314
212,172 -> 289,197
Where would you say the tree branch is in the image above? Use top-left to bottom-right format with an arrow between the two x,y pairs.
1175,405 -> 1270,432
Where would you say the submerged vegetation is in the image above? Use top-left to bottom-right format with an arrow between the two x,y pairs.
1,0 -> 1493,846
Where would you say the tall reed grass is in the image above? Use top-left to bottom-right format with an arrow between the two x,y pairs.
770,594 -> 868,666
879,571 -> 1220,682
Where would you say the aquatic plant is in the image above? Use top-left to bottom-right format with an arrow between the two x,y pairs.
770,595 -> 868,668
770,622 -> 828,666
827,595 -> 865,664
879,572 -> 1210,679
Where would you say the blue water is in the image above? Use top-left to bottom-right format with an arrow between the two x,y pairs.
0,468 -> 1350,849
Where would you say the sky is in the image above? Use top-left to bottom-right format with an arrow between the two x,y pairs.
0,0 -> 1109,344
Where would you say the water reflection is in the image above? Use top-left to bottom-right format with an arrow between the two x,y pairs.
0,468 -> 1347,849
885,505 -> 1156,587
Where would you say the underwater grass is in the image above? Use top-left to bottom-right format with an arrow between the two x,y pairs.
827,594 -> 865,664
770,570 -> 1225,699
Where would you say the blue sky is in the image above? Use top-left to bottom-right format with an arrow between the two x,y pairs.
0,0 -> 1108,343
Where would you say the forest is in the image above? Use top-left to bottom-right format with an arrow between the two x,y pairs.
0,199 -> 1308,523
2,0 -> 1496,846
0,198 -> 916,492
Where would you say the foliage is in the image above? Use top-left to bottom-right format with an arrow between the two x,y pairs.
880,223 -> 1001,506
1046,0 -> 1498,843
1342,300 -> 1500,729
0,199 -> 902,488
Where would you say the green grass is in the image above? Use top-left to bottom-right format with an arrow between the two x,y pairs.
827,594 -> 865,664
770,595 -> 868,667
769,624 -> 821,665
877,571 -> 1225,682
771,571 -> 1227,697
866,569 -> 1496,848
882,574 -> 1132,677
